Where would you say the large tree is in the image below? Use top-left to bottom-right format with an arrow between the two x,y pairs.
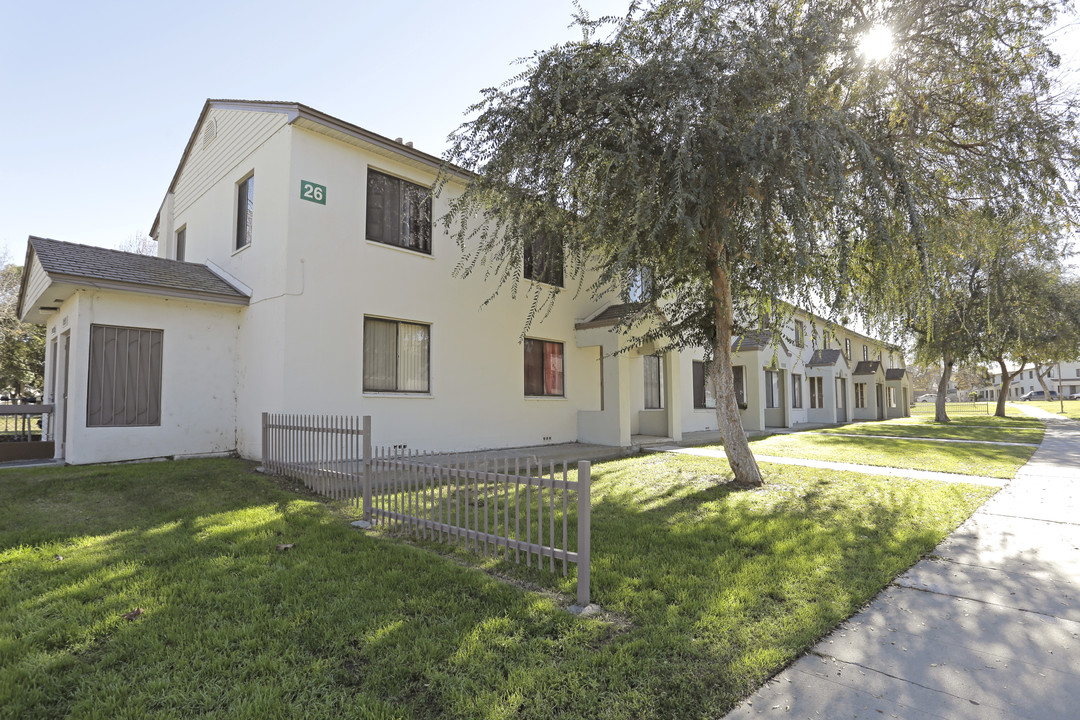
0,263 -> 45,399
443,0 -> 1078,486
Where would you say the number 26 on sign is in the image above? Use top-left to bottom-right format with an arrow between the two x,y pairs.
300,180 -> 326,205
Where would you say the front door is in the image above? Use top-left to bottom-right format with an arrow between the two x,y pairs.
875,383 -> 884,420
836,378 -> 847,422
58,334 -> 70,459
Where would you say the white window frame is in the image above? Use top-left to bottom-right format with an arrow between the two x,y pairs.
235,173 -> 254,251
363,316 -> 431,394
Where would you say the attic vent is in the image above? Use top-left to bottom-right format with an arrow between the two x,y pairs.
202,118 -> 218,149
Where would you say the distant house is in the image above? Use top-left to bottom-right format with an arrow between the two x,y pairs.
976,362 -> 1080,401
17,99 -> 910,464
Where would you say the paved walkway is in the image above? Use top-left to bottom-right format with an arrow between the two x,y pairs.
724,405 -> 1080,719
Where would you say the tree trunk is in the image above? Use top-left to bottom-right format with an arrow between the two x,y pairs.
935,352 -> 953,423
994,358 -> 1025,417
1035,362 -> 1053,398
709,250 -> 764,488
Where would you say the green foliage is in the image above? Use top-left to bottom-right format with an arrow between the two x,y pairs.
0,263 -> 45,397
441,0 -> 1078,483
445,0 -> 1076,335
1,457 -> 993,718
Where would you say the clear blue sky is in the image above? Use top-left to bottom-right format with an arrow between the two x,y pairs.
0,1 -> 1077,265
0,0 -> 630,261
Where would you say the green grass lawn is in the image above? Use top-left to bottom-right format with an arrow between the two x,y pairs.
1,457 -> 995,719
741,433 -> 1035,478
814,415 -> 1044,444
1016,399 -> 1080,421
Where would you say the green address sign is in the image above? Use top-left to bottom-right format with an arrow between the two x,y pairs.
300,180 -> 326,205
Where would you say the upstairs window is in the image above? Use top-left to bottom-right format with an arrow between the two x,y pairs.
175,226 -> 186,262
236,174 -> 254,250
524,339 -> 564,397
793,321 -> 805,348
523,233 -> 564,287
862,344 -> 869,361
845,338 -> 851,358
366,169 -> 432,254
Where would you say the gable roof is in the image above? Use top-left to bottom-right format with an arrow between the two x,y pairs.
17,237 -> 250,322
806,349 -> 843,367
575,303 -> 645,330
853,360 -> 883,376
732,330 -> 777,352
885,368 -> 907,381
151,99 -> 473,237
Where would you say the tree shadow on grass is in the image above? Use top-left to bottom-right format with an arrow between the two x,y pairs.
0,455 -> 997,719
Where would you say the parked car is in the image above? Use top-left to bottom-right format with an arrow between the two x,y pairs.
1020,390 -> 1059,401
915,394 -> 937,403
1068,393 -> 1080,401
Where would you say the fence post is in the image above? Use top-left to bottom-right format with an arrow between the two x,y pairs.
261,412 -> 269,473
576,461 -> 591,607
362,415 -> 372,521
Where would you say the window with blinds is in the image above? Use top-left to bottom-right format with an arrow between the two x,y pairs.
363,317 -> 430,393
643,355 -> 664,409
87,325 -> 163,427
366,169 -> 432,254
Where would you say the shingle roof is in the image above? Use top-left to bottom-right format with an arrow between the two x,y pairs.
28,237 -> 249,301
853,360 -> 883,376
575,303 -> 644,329
885,368 -> 907,381
732,331 -> 775,351
806,349 -> 843,367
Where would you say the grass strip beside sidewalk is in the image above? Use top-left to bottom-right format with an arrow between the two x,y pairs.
813,416 -> 1044,444
2,456 -> 994,719
739,433 -> 1035,479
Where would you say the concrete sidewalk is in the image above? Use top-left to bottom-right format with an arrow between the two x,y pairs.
725,407 -> 1080,719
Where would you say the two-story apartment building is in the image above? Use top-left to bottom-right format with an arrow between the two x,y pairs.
977,362 -> 1080,400
17,99 -> 909,465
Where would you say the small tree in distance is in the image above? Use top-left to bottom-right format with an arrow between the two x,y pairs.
442,0 -> 1078,487
118,231 -> 157,256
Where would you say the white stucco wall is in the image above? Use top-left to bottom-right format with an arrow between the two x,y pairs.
44,290 -> 240,465
220,125 -> 613,458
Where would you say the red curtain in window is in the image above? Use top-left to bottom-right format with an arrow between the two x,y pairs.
545,342 -> 563,396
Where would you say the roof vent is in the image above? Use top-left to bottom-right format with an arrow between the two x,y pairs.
405,141 -> 414,148
202,118 -> 218,149
394,137 -> 403,144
